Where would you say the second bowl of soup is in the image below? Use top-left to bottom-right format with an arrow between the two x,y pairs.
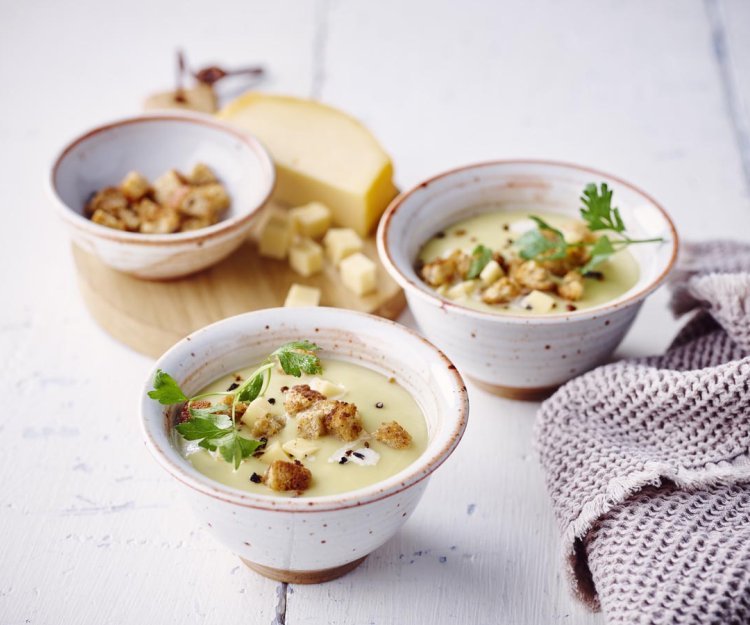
377,160 -> 678,399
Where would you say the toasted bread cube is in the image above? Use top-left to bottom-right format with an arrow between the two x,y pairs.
134,198 -> 160,221
289,238 -> 324,277
373,421 -> 412,449
120,171 -> 150,202
189,163 -> 218,186
86,187 -> 128,216
251,412 -> 286,439
297,401 -> 336,439
258,212 -> 292,259
139,207 -> 180,234
479,259 -> 504,286
323,228 -> 363,265
558,270 -> 584,301
284,283 -> 321,308
118,207 -> 141,231
309,377 -> 346,398
289,202 -> 332,239
259,441 -> 290,464
153,170 -> 188,208
324,401 -> 363,442
481,277 -> 519,304
263,460 -> 312,492
282,438 -> 320,460
339,253 -> 377,296
181,216 -> 213,231
284,384 -> 326,416
91,209 -> 125,230
523,289 -> 556,313
180,183 -> 229,219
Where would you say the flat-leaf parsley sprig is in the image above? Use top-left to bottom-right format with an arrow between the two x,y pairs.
148,340 -> 323,469
515,182 -> 664,274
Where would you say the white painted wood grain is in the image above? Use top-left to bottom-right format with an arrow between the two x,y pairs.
1,0 -> 749,623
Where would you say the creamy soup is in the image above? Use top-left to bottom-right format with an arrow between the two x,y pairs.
180,359 -> 427,498
418,211 -> 640,315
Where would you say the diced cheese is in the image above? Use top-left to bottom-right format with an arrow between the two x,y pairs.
339,252 -> 377,296
282,438 -> 320,460
259,441 -> 289,464
447,280 -> 478,300
218,93 -> 398,235
258,212 -> 292,260
289,202 -> 332,239
309,377 -> 346,398
523,289 -> 556,314
289,238 -> 324,277
284,283 -> 321,308
323,228 -> 363,265
240,397 -> 270,427
479,259 -> 503,286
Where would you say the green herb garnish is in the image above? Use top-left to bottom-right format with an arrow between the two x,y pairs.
149,340 -> 322,469
516,182 -> 664,273
466,245 -> 494,279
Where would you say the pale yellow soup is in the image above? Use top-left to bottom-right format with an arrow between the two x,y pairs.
418,211 -> 640,315
180,359 -> 428,498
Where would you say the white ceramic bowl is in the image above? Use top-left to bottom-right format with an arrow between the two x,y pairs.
140,307 -> 468,583
50,112 -> 275,279
377,160 -> 678,399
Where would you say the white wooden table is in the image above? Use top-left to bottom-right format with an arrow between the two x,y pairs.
2,1 -> 749,623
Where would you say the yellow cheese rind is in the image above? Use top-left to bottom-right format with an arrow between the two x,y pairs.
339,252 -> 377,296
284,283 -> 322,308
289,238 -> 324,277
218,93 -> 398,236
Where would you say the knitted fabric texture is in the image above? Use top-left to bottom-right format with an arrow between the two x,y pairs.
535,241 -> 750,624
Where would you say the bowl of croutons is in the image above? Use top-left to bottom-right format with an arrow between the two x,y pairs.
50,111 -> 275,279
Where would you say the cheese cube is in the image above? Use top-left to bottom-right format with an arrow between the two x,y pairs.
218,93 -> 398,235
240,397 -> 270,427
289,238 -> 324,277
282,438 -> 320,460
290,202 -> 332,239
284,284 -> 321,307
339,252 -> 377,296
447,280 -> 478,300
523,290 -> 556,314
479,259 -> 504,286
323,228 -> 363,265
259,441 -> 289,464
309,377 -> 346,398
258,212 -> 292,260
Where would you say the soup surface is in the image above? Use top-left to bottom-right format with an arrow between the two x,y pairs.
417,210 -> 640,315
181,358 -> 428,497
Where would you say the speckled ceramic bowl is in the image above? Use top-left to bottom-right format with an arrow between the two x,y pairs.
50,111 -> 275,279
377,160 -> 678,400
140,307 -> 468,583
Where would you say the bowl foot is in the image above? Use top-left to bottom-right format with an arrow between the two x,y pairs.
469,376 -> 558,401
241,555 -> 367,584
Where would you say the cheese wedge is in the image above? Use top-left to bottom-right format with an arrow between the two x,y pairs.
218,93 -> 398,236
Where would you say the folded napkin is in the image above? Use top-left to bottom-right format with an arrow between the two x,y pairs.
535,241 -> 750,624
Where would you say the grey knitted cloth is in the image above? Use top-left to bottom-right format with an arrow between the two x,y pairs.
535,241 -> 750,624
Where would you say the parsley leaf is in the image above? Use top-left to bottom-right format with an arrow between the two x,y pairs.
272,341 -> 323,377
582,236 -> 616,273
580,183 -> 625,233
189,404 -> 230,419
466,245 -> 493,279
236,371 -> 264,403
148,370 -> 188,405
219,435 -> 263,469
176,413 -> 262,469
517,217 -> 568,261
175,414 -> 232,441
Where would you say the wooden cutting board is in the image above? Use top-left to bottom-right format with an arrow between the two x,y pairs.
73,221 -> 405,358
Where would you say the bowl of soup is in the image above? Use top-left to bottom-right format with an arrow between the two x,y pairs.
140,307 -> 468,583
377,160 -> 678,399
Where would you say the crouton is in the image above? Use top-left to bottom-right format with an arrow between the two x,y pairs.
511,260 -> 555,292
180,183 -> 229,219
152,169 -> 188,208
120,171 -> 150,202
263,460 -> 312,492
373,421 -> 412,449
86,187 -> 128,216
178,399 -> 211,424
181,216 -> 214,231
481,277 -> 519,304
188,162 -> 218,186
284,384 -> 326,416
558,270 -> 585,301
324,401 -> 363,442
91,209 -> 125,230
139,206 -> 180,234
251,412 -> 286,439
296,400 -> 336,439
421,256 -> 457,286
